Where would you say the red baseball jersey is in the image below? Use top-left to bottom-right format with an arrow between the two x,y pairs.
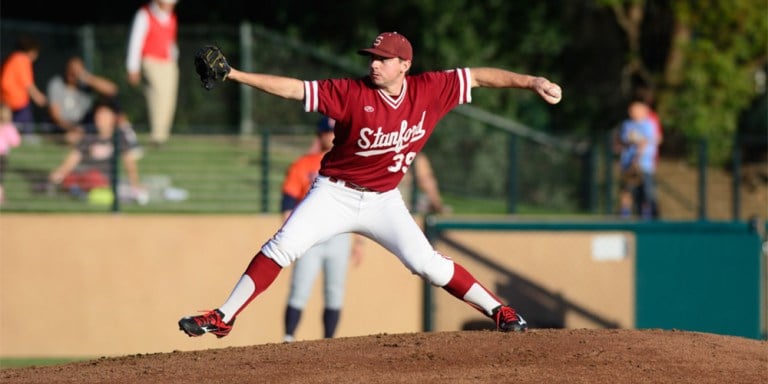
304,68 -> 472,192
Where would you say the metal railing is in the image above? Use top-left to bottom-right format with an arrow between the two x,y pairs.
1,20 -> 764,219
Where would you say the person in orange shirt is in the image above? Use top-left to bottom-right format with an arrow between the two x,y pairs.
284,125 -> 446,342
281,116 -> 364,342
0,36 -> 47,134
126,0 -> 179,147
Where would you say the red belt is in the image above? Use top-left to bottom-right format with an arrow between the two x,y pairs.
328,176 -> 375,192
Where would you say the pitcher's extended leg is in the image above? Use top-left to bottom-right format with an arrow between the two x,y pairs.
178,252 -> 281,338
362,189 -> 527,331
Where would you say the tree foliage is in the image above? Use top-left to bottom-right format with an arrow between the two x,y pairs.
256,0 -> 766,166
659,0 -> 767,164
595,0 -> 767,164
8,0 -> 763,165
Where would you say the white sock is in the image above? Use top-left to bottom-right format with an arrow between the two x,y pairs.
217,274 -> 255,323
463,283 -> 502,316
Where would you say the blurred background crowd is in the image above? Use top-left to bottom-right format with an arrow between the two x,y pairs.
0,0 -> 765,220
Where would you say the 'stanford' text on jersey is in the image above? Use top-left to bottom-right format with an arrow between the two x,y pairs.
304,68 -> 472,192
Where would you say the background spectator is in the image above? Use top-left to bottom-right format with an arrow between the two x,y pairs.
126,0 -> 179,147
398,153 -> 449,215
0,36 -> 47,135
46,56 -> 120,145
635,87 -> 663,217
616,100 -> 659,219
635,86 -> 664,154
0,102 -> 22,205
48,99 -> 146,202
282,116 -> 363,342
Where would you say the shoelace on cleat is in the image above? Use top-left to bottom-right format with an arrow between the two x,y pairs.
193,309 -> 223,327
495,306 -> 518,327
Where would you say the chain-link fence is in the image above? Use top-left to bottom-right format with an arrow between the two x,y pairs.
2,20 -> 765,219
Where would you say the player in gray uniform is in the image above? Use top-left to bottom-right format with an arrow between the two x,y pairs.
281,117 -> 362,342
181,32 -> 562,338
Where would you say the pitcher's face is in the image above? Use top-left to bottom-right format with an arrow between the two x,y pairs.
368,56 -> 410,91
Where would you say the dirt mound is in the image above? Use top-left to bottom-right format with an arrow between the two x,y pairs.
2,329 -> 766,384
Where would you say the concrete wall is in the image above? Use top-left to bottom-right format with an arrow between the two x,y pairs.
432,231 -> 634,332
0,215 -> 634,358
0,215 -> 422,358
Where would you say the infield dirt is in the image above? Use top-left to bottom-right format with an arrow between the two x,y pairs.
2,328 -> 766,383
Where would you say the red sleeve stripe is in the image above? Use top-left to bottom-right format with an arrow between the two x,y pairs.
458,68 -> 472,105
303,81 -> 319,112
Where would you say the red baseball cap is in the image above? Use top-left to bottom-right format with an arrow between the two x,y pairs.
358,32 -> 413,61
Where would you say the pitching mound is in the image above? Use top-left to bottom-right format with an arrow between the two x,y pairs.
2,329 -> 766,383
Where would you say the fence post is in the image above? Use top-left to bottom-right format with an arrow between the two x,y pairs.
79,25 -> 95,70
409,154 -> 419,212
585,139 -> 598,213
732,135 -> 742,221
260,129 -> 270,213
698,139 -> 708,221
239,22 -> 255,136
422,216 -> 438,332
111,129 -> 121,213
507,134 -> 518,214
604,131 -> 614,215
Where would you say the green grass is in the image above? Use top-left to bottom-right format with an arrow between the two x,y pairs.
2,133 -> 558,215
2,133 -> 307,214
0,358 -> 90,369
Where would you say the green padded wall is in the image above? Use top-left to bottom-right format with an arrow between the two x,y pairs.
635,225 -> 763,339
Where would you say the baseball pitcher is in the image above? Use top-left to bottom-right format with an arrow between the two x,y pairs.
180,32 -> 562,338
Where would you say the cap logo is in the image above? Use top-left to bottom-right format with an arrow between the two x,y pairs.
358,32 -> 412,61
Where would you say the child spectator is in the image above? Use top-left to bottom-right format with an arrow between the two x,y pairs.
616,100 -> 659,219
48,99 -> 146,202
0,103 -> 22,205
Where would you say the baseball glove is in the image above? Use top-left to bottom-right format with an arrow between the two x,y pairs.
194,45 -> 231,90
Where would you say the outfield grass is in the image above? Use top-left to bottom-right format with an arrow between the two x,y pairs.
2,133 -> 304,214
0,357 -> 90,369
1,133 -> 577,215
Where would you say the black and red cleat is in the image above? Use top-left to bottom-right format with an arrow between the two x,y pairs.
492,305 -> 528,332
178,309 -> 235,338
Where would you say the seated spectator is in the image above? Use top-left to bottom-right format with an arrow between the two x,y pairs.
48,99 -> 146,203
46,56 -> 120,144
